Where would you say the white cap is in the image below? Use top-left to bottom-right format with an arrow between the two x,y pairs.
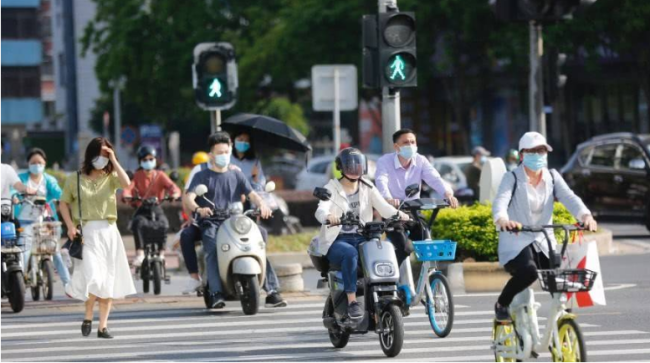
518,132 -> 553,152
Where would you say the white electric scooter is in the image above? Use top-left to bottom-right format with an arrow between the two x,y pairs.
194,183 -> 274,315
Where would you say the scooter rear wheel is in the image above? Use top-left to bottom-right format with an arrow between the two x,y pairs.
324,296 -> 350,348
141,263 -> 150,294
152,260 -> 162,295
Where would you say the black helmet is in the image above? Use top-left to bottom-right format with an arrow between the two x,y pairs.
137,145 -> 156,161
335,147 -> 367,180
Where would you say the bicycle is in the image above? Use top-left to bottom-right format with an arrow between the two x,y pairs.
397,197 -> 456,338
492,224 -> 597,362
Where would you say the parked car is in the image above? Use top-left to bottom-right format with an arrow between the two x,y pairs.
295,154 -> 379,191
561,132 -> 650,231
432,156 -> 473,191
264,154 -> 305,190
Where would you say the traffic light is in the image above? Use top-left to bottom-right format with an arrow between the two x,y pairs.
378,11 -> 417,88
491,0 -> 596,22
544,49 -> 567,103
192,42 -> 238,110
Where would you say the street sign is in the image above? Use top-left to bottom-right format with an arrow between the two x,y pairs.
311,65 -> 358,111
312,65 -> 358,155
120,126 -> 137,146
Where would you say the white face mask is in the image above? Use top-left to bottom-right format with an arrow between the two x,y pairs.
92,156 -> 109,170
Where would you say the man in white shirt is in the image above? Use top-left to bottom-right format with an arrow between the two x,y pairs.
1,154 -> 35,199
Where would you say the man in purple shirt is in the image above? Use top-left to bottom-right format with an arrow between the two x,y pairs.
375,129 -> 459,266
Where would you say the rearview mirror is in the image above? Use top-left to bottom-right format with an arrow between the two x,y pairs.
313,187 -> 332,201
405,184 -> 420,198
195,184 -> 208,197
265,181 -> 276,193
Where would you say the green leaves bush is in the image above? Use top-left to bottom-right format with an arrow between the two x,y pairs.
428,203 -> 577,262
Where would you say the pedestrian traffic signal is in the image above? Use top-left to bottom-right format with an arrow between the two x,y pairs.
491,0 -> 596,22
544,49 -> 567,104
193,42 -> 238,110
378,11 -> 417,88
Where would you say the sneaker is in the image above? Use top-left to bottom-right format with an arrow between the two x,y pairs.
265,292 -> 287,308
495,303 -> 511,322
132,253 -> 145,267
182,278 -> 202,295
210,293 -> 226,309
348,301 -> 363,320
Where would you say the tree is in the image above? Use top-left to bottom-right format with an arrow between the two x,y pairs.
252,97 -> 309,136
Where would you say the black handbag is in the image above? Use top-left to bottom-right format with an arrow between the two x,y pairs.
63,171 -> 83,260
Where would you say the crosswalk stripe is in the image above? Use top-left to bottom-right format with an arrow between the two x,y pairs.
9,341 -> 649,362
0,309 -> 492,331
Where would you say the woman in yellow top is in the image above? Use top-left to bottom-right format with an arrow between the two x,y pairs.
60,137 -> 136,339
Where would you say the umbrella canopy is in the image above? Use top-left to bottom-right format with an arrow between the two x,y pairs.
221,113 -> 312,153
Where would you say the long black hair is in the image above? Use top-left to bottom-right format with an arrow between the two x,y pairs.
233,131 -> 256,160
81,137 -> 116,175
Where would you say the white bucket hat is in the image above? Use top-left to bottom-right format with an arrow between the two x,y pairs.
519,132 -> 553,152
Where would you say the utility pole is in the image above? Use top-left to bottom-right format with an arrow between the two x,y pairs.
111,76 -> 126,161
380,0 -> 401,153
529,21 -> 546,137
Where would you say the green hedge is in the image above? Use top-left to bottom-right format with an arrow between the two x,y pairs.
428,203 -> 577,262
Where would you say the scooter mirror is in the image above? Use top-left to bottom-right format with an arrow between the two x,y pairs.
313,187 -> 332,201
265,181 -> 276,193
405,184 -> 420,198
195,184 -> 209,197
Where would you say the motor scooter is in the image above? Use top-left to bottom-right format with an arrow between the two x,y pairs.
1,197 -> 25,313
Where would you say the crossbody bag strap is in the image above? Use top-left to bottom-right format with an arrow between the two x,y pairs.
76,171 -> 83,234
141,171 -> 160,199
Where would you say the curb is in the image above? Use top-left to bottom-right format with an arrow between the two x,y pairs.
268,252 -> 313,270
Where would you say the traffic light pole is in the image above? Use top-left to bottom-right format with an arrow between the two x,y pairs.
529,21 -> 546,137
210,110 -> 222,134
380,0 -> 401,153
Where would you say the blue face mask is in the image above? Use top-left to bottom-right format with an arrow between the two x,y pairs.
398,145 -> 418,160
29,164 -> 45,175
480,155 -> 488,165
141,159 -> 156,170
523,153 -> 547,171
234,141 -> 250,153
214,153 -> 231,168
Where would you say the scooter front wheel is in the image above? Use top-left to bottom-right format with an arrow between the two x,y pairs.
379,304 -> 404,357
239,275 -> 260,315
152,260 -> 162,295
9,271 -> 25,313
42,259 -> 54,301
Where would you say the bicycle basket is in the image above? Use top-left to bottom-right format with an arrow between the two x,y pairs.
537,268 -> 597,293
412,240 -> 457,262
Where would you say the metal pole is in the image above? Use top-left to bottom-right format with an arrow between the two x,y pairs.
529,21 -> 546,136
380,0 -> 401,154
113,82 -> 122,160
333,67 -> 341,154
215,110 -> 221,132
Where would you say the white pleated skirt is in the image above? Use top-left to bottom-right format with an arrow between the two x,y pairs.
65,220 -> 136,301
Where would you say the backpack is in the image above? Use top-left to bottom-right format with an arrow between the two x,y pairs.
508,169 -> 557,208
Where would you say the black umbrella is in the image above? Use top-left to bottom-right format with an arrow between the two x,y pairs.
221,113 -> 312,153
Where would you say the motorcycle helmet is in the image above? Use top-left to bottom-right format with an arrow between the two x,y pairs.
335,147 -> 367,180
192,151 -> 210,165
137,145 -> 157,161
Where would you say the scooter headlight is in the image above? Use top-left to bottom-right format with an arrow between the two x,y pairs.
231,216 -> 253,235
374,262 -> 395,277
1,204 -> 11,217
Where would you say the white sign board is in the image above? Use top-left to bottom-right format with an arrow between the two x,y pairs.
311,65 -> 358,111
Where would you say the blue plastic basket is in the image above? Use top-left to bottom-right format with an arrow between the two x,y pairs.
412,240 -> 457,262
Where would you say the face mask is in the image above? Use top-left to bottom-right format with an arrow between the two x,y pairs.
214,153 -> 230,168
234,141 -> 250,153
480,156 -> 488,165
141,159 -> 156,170
29,164 -> 45,175
92,156 -> 109,170
523,153 -> 547,171
398,145 -> 418,160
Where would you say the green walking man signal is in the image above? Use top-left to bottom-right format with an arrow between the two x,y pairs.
389,55 -> 406,81
209,78 -> 222,98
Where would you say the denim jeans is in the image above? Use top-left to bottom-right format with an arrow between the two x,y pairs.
19,221 -> 71,285
326,233 -> 366,293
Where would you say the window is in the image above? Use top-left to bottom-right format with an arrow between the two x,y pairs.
1,9 -> 38,39
308,160 -> 330,174
1,67 -> 40,98
619,144 -> 647,171
589,144 -> 618,168
578,146 -> 593,165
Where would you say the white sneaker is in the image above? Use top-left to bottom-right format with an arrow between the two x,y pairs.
132,253 -> 145,267
182,278 -> 202,295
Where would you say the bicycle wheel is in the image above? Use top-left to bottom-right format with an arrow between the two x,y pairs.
426,273 -> 454,337
552,319 -> 586,362
42,259 -> 54,300
492,320 -> 517,362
